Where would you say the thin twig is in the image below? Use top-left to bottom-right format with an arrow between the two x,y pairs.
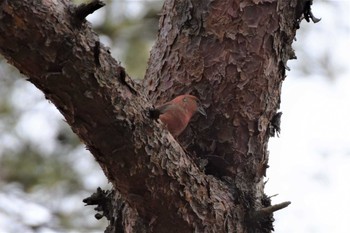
75,0 -> 105,20
253,201 -> 291,219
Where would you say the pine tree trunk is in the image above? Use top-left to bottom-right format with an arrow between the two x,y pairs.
0,0 -> 310,232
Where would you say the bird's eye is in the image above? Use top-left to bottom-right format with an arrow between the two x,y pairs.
183,97 -> 187,102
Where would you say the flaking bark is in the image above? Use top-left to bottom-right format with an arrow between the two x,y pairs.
145,1 -> 303,231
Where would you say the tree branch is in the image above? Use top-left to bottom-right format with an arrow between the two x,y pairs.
253,201 -> 291,219
144,0 -> 301,226
75,0 -> 105,20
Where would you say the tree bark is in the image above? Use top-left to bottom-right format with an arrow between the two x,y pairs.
0,0 -> 307,232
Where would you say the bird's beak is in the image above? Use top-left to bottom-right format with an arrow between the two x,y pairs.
197,105 -> 207,118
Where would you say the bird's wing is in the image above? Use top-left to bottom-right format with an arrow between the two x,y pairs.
148,103 -> 173,120
155,102 -> 173,114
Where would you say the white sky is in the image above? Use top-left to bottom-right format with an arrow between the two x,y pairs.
267,2 -> 350,232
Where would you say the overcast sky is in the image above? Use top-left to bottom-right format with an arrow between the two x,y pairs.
267,2 -> 350,232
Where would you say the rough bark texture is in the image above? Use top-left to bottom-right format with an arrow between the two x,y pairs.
144,0 -> 302,229
0,0 -> 307,232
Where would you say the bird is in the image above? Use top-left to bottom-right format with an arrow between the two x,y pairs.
153,95 -> 206,137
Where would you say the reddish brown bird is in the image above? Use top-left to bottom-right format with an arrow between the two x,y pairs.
155,95 -> 206,136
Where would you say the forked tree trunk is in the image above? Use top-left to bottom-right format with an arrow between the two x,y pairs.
0,0 -> 313,232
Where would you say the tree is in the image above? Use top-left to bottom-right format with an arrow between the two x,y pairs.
0,0 -> 319,232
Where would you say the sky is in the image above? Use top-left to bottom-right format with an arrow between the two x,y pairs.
266,2 -> 350,232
